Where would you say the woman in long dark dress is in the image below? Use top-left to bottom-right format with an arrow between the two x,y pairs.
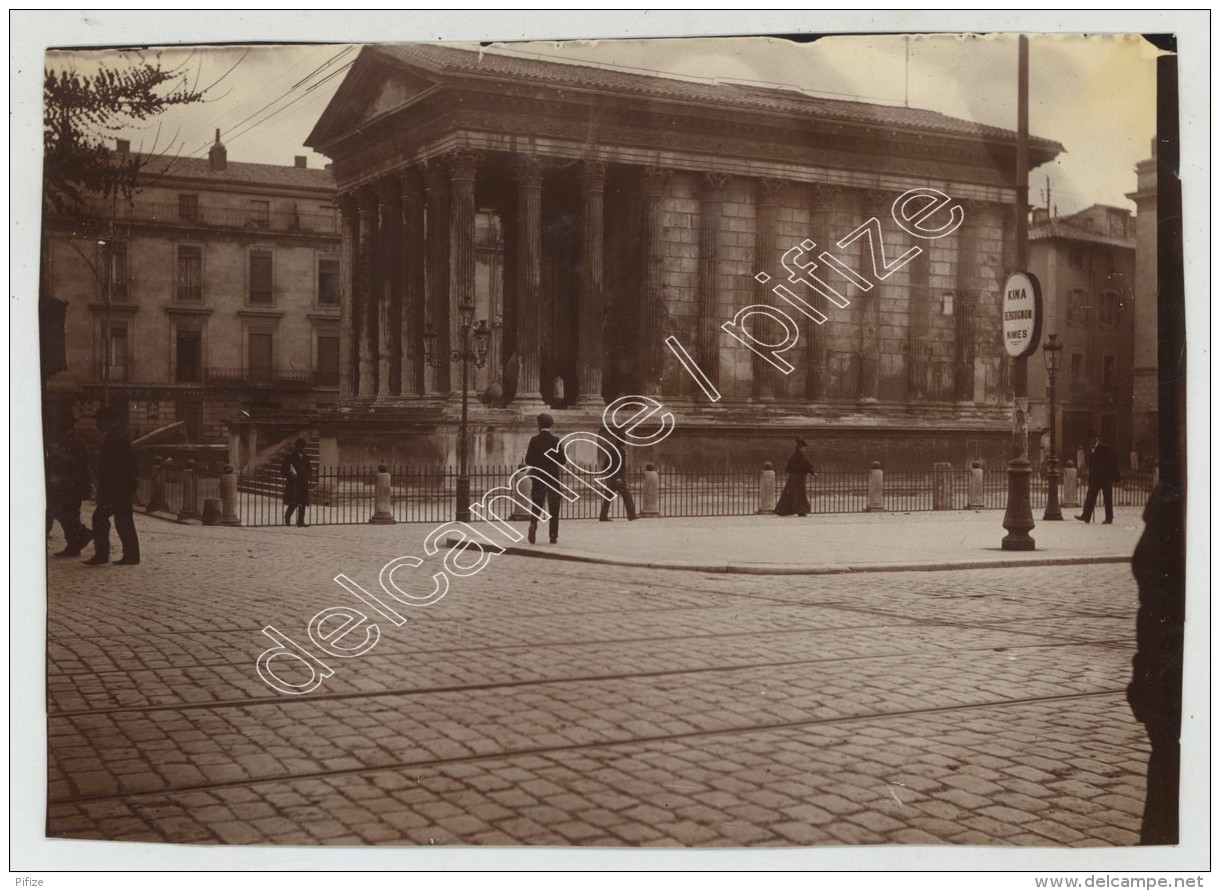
775,437 -> 813,517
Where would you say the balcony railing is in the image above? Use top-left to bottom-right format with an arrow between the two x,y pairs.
125,201 -> 339,235
203,367 -> 333,387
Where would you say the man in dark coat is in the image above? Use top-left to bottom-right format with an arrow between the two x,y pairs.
281,438 -> 311,527
84,407 -> 140,566
597,426 -> 636,522
524,413 -> 565,544
1076,431 -> 1121,524
45,415 -> 93,556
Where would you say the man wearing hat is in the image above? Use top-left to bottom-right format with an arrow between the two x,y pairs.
524,412 -> 566,544
84,406 -> 141,565
1077,430 -> 1121,525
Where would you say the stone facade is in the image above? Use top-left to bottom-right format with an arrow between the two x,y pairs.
41,136 -> 340,446
1126,144 -> 1158,465
306,44 -> 1064,471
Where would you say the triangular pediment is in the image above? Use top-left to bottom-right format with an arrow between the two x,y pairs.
306,50 -> 440,150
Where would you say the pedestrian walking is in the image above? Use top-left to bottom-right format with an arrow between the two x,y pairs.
597,425 -> 636,522
45,414 -> 94,557
281,438 -> 311,527
524,413 -> 565,544
84,406 -> 140,566
775,437 -> 813,517
1076,431 -> 1121,524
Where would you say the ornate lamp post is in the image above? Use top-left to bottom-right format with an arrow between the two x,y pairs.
1042,333 -> 1064,520
423,301 -> 491,521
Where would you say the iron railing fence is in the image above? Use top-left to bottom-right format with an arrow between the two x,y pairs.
134,463 -> 1156,527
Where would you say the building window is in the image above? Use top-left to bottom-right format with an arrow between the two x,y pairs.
1067,288 -> 1089,326
107,241 -> 128,299
316,334 -> 340,386
940,293 -> 954,315
1070,353 -> 1084,385
1100,290 -> 1120,328
249,200 -> 270,227
1069,246 -> 1085,268
249,250 -> 274,304
103,322 -> 128,382
176,329 -> 202,383
1103,354 -> 1117,395
248,331 -> 273,383
318,257 -> 340,305
178,194 -> 199,223
177,245 -> 202,302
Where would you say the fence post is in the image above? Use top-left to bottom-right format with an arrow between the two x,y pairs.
177,459 -> 202,523
509,463 -> 532,520
932,461 -> 953,510
757,462 -> 777,514
640,463 -> 661,518
370,463 -> 396,524
967,460 -> 985,510
147,457 -> 168,513
220,463 -> 241,526
1061,461 -> 1080,508
866,461 -> 885,512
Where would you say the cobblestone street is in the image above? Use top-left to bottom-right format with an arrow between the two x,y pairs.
39,510 -> 1158,854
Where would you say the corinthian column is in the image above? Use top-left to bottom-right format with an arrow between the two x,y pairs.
423,161 -> 450,395
399,167 -> 426,398
641,166 -> 669,397
376,176 -> 400,398
338,193 -> 359,399
754,177 -> 784,401
356,186 -> 378,399
577,159 -> 607,407
697,173 -> 729,399
514,155 -> 544,404
449,149 -> 482,397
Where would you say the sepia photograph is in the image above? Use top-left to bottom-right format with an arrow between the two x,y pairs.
11,9 -> 1207,879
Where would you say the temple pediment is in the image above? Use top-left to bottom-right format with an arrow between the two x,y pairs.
306,53 -> 440,149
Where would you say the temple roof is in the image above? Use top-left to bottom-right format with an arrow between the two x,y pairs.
308,42 -> 1064,160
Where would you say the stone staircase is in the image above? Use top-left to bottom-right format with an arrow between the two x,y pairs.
236,433 -> 321,499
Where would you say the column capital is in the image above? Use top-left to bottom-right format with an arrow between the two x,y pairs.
642,166 -> 671,198
582,159 -> 607,190
356,183 -> 379,214
376,174 -> 401,206
422,158 -> 450,190
514,153 -> 544,187
758,177 -> 786,204
699,171 -> 732,199
397,165 -> 424,200
810,181 -> 845,207
338,192 -> 360,218
446,148 -> 483,182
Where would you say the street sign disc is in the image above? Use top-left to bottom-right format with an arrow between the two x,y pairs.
1001,271 -> 1043,359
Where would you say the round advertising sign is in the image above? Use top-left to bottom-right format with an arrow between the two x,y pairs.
1001,271 -> 1043,359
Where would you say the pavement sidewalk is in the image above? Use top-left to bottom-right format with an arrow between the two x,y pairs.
500,506 -> 1144,574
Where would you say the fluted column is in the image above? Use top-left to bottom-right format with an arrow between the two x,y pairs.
754,177 -> 784,401
641,166 -> 670,397
697,173 -> 729,398
856,189 -> 882,404
423,161 -> 451,395
806,183 -> 837,401
356,187 -> 378,399
954,216 -> 979,403
399,167 -> 426,398
449,149 -> 481,397
338,194 -> 359,399
514,155 -> 544,403
376,177 -> 400,398
906,240 -> 931,401
577,160 -> 608,407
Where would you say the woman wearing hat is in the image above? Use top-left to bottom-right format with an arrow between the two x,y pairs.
775,437 -> 813,517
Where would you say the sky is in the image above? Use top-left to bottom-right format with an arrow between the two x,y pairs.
41,32 -> 1159,216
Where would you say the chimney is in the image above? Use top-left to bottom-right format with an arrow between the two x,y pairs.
294,156 -> 307,169
115,138 -> 130,156
208,129 -> 227,171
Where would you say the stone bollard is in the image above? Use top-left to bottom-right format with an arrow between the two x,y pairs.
757,462 -> 777,514
177,459 -> 202,523
147,457 -> 169,513
1061,461 -> 1080,508
220,463 -> 241,526
640,463 -> 661,518
866,461 -> 885,512
370,463 -> 396,524
932,461 -> 953,510
967,461 -> 985,509
202,497 -> 221,526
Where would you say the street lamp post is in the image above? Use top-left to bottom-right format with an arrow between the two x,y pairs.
423,301 -> 491,522
1042,333 -> 1064,520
